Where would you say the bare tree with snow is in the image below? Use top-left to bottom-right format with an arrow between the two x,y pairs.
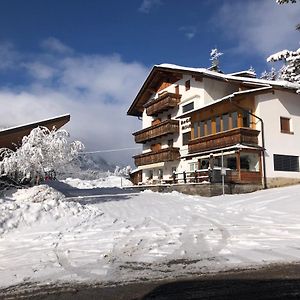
209,48 -> 223,72
0,127 -> 84,185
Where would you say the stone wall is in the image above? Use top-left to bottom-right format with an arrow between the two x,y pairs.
125,183 -> 263,197
267,177 -> 300,188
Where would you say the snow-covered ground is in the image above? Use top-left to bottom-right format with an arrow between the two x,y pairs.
63,175 -> 133,189
1,181 -> 300,289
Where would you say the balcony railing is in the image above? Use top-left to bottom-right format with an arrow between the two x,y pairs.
188,127 -> 260,154
145,92 -> 181,116
133,120 -> 179,143
133,147 -> 180,166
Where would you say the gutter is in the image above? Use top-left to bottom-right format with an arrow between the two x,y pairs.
229,98 -> 268,189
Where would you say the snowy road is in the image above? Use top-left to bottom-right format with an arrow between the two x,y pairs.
1,182 -> 300,289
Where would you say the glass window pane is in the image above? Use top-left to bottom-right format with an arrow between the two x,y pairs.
200,121 -> 205,136
216,116 -> 221,133
243,111 -> 250,127
182,102 -> 194,113
193,122 -> 199,138
222,113 -> 229,131
232,112 -> 238,128
206,119 -> 212,135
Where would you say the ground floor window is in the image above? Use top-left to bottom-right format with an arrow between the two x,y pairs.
189,162 -> 198,172
158,169 -> 163,179
240,152 -> 260,171
274,154 -> 299,172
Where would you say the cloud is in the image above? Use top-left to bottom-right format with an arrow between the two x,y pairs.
41,37 -> 73,54
179,26 -> 197,40
215,0 -> 300,57
22,61 -> 57,80
138,0 -> 162,13
0,41 -> 19,70
0,38 -> 148,165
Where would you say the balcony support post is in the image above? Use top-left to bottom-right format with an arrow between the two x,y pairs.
229,99 -> 267,189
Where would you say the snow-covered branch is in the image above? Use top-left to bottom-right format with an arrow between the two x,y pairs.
0,127 -> 84,185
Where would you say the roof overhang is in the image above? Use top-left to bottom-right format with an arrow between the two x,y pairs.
127,63 -> 300,118
183,143 -> 263,160
0,114 -> 71,150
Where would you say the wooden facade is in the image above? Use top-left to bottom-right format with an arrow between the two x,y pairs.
133,147 -> 180,166
133,119 -> 179,143
144,92 -> 181,116
188,127 -> 260,154
190,97 -> 256,139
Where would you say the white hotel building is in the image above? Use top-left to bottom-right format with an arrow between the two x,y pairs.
127,64 -> 300,187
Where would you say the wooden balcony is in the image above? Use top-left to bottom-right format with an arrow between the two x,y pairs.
188,127 -> 260,154
226,170 -> 262,184
145,92 -> 181,116
133,147 -> 180,166
133,120 -> 179,143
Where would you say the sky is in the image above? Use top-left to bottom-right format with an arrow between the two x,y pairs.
0,0 -> 299,166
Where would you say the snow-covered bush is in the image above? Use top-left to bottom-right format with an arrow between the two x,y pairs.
0,126 -> 84,185
114,165 -> 132,176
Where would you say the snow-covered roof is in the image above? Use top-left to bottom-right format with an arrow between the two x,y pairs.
128,63 -> 300,117
0,113 -> 70,133
157,63 -> 300,90
0,114 -> 70,150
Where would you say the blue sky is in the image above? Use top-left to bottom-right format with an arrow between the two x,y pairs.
0,0 -> 299,165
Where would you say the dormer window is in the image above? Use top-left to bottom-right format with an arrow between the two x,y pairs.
185,80 -> 190,91
182,102 -> 194,113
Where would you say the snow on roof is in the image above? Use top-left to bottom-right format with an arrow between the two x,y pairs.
0,113 -> 70,133
228,70 -> 257,78
156,63 -> 300,90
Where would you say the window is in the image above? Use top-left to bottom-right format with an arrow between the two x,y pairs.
242,111 -> 250,127
215,116 -> 221,133
189,162 -> 198,172
193,122 -> 199,138
231,112 -> 238,128
227,157 -> 237,170
222,113 -> 229,131
151,143 -> 161,152
200,121 -> 205,136
274,154 -> 299,172
185,80 -> 190,91
182,102 -> 194,113
182,131 -> 191,145
280,117 -> 291,133
206,119 -> 212,135
158,169 -> 163,179
168,139 -> 173,147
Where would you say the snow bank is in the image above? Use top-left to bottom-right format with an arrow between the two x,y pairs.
0,185 -> 102,235
63,175 -> 133,189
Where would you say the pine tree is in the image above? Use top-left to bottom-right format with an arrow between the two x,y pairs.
267,0 -> 300,92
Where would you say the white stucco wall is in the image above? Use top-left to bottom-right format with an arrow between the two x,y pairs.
203,77 -> 238,103
256,90 -> 300,179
